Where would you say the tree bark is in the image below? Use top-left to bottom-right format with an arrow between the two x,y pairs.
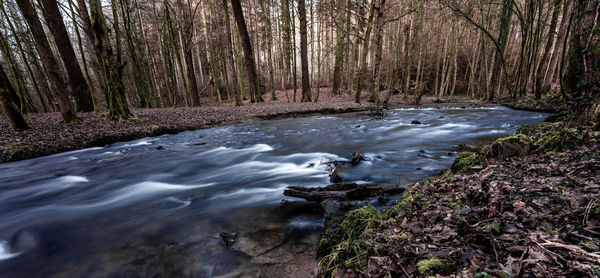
40,0 -> 94,112
231,0 -> 263,103
354,0 -> 376,104
566,0 -> 599,124
89,0 -> 135,121
298,0 -> 311,102
331,0 -> 346,96
0,65 -> 28,131
222,0 -> 242,106
16,0 -> 77,123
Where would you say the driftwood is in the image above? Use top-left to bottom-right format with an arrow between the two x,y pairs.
284,182 -> 405,202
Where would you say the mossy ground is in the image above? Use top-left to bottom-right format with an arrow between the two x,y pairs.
318,116 -> 599,277
450,152 -> 486,174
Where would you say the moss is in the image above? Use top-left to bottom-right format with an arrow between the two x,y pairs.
150,125 -> 178,136
383,190 -> 427,218
535,128 -> 583,154
579,241 -> 600,252
517,122 -> 561,135
450,152 -> 486,174
88,133 -> 113,147
487,134 -> 534,158
448,201 -> 462,209
544,111 -> 569,123
340,205 -> 380,239
416,258 -> 454,274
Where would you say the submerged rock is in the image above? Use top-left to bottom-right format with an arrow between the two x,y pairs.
411,120 -> 422,125
351,152 -> 369,165
220,232 -> 237,247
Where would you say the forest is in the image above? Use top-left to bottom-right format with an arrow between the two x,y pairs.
0,0 -> 598,128
0,0 -> 599,277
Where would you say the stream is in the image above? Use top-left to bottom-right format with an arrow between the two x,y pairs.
0,106 -> 547,277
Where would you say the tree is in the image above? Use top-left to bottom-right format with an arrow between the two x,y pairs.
331,0 -> 346,96
40,0 -> 94,112
222,0 -> 242,106
298,0 -> 311,102
231,0 -> 263,103
566,0 -> 599,124
0,65 -> 28,131
16,0 -> 77,123
354,0 -> 376,104
89,0 -> 135,121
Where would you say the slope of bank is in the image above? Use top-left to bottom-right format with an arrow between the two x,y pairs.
318,116 -> 600,277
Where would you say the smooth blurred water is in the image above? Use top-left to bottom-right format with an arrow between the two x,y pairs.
0,107 -> 546,277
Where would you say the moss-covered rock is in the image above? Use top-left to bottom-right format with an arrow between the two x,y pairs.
486,134 -> 534,158
450,152 -> 486,174
517,122 -> 562,136
416,257 -> 454,274
535,128 -> 583,155
383,190 -> 428,218
340,205 -> 380,239
318,212 -> 346,257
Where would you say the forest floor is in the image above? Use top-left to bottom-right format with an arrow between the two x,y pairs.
0,88 -> 498,163
316,115 -> 600,277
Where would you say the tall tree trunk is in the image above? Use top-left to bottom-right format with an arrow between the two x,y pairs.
354,0 -> 376,104
369,0 -> 386,104
331,0 -> 346,96
534,0 -> 562,99
222,0 -> 242,106
89,0 -> 134,121
231,0 -> 263,103
489,0 -> 514,100
40,0 -> 94,112
544,0 -> 572,92
76,0 -> 108,107
67,0 -> 97,111
298,0 -> 311,102
16,0 -> 77,123
566,0 -> 599,123
0,65 -> 29,131
179,0 -> 200,106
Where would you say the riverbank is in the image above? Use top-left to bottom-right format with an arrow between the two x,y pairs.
1,90 -> 497,163
317,115 -> 600,277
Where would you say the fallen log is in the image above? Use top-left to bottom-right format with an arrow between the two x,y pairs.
283,182 -> 406,202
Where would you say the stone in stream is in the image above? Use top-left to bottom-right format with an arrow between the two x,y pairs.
411,120 -> 422,125
327,152 -> 371,182
351,152 -> 370,165
220,232 -> 237,247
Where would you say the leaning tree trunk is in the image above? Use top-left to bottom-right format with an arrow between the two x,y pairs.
231,0 -> 263,103
16,0 -> 76,123
0,65 -> 28,131
566,0 -> 600,124
40,0 -> 94,112
89,0 -> 134,121
298,0 -> 311,102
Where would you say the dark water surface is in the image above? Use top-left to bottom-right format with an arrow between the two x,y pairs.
0,107 -> 546,277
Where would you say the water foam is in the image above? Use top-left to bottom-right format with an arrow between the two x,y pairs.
0,240 -> 19,261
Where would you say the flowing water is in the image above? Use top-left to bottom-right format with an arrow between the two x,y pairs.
0,107 -> 546,277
